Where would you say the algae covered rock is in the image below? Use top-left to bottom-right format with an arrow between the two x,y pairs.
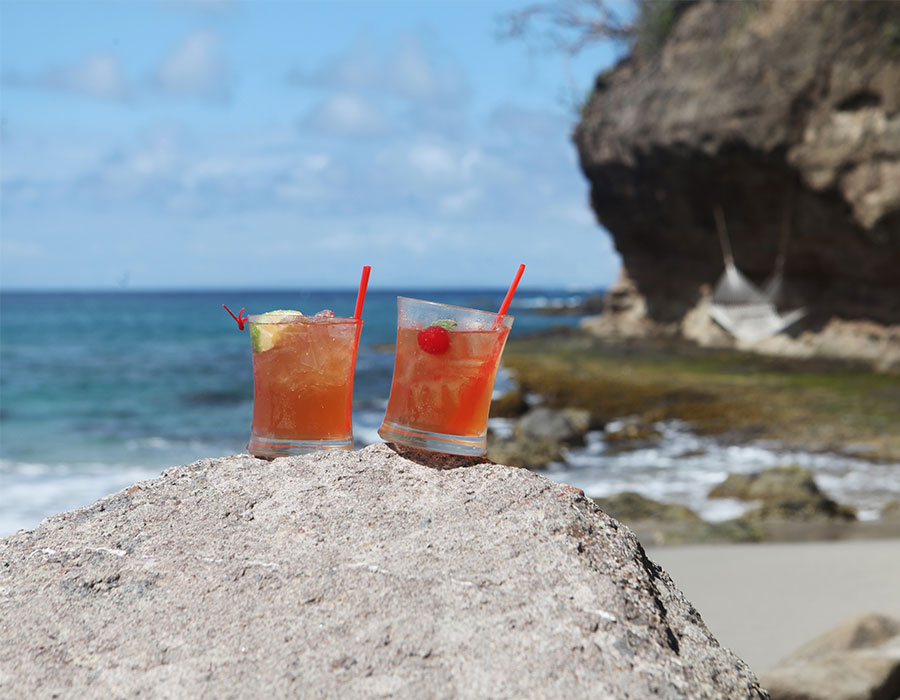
486,433 -> 564,470
0,444 -> 768,699
593,492 -> 762,546
595,491 -> 702,524
486,406 -> 591,470
603,417 -> 664,454
516,406 -> 591,445
710,465 -> 857,522
489,388 -> 529,418
709,465 -> 820,502
881,501 -> 900,520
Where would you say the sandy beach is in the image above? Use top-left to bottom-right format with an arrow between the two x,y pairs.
647,538 -> 900,673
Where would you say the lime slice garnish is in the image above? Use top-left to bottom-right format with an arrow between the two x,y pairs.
250,310 -> 303,352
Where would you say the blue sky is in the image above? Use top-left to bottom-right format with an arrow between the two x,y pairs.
1,0 -> 622,290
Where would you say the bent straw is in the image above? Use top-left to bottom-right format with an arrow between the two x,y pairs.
353,265 -> 372,319
495,263 -> 525,324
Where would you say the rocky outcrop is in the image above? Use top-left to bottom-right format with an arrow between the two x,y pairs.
575,0 -> 900,368
487,406 -> 590,469
0,444 -> 767,699
762,614 -> 900,700
592,491 -> 762,546
709,465 -> 857,522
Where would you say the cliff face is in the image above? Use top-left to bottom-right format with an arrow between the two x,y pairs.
574,0 -> 900,358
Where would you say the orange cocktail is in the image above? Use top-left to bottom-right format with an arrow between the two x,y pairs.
247,312 -> 362,458
378,297 -> 513,455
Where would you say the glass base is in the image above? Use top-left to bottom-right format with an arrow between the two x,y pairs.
248,433 -> 353,459
378,420 -> 486,456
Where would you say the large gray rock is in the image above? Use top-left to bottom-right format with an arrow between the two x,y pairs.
0,444 -> 767,699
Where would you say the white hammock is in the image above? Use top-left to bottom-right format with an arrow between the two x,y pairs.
709,207 -> 805,344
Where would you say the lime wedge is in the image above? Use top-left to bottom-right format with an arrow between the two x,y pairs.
250,310 -> 303,352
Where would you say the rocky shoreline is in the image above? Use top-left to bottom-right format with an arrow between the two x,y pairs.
487,331 -> 900,545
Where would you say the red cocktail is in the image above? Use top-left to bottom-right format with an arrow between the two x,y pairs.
378,297 -> 513,455
247,311 -> 362,458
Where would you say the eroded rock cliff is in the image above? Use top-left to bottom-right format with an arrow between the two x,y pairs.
575,0 -> 900,366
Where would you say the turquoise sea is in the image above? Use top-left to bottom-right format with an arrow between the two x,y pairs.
0,288 -> 589,535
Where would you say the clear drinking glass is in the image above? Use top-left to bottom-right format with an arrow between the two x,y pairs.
378,297 -> 514,456
247,313 -> 362,458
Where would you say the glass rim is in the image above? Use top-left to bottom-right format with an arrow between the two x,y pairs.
397,296 -> 514,321
246,314 -> 362,325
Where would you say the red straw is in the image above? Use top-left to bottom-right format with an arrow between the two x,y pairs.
496,263 -> 525,321
353,265 -> 371,319
223,304 -> 248,330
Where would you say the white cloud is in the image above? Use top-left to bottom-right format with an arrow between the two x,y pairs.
292,43 -> 380,92
407,143 -> 457,179
71,127 -> 184,207
4,30 -> 232,104
2,54 -> 130,101
390,142 -> 482,185
303,94 -> 391,137
385,38 -> 443,102
154,30 -> 229,101
303,154 -> 331,172
439,188 -> 481,215
292,35 -> 466,106
130,132 -> 180,176
48,54 -> 130,100
289,32 -> 470,136
387,36 -> 468,106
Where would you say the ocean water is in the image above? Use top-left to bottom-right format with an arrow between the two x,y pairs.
0,289 -> 586,535
3,289 -> 899,536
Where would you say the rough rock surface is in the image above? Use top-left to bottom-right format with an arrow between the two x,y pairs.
0,444 -> 767,699
575,0 -> 900,367
762,614 -> 900,700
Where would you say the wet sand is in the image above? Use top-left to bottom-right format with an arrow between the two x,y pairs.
647,538 -> 900,673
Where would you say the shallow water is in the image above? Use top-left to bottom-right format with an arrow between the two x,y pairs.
533,420 -> 900,522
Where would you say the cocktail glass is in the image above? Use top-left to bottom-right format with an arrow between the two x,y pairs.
378,297 -> 514,456
247,313 -> 362,458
